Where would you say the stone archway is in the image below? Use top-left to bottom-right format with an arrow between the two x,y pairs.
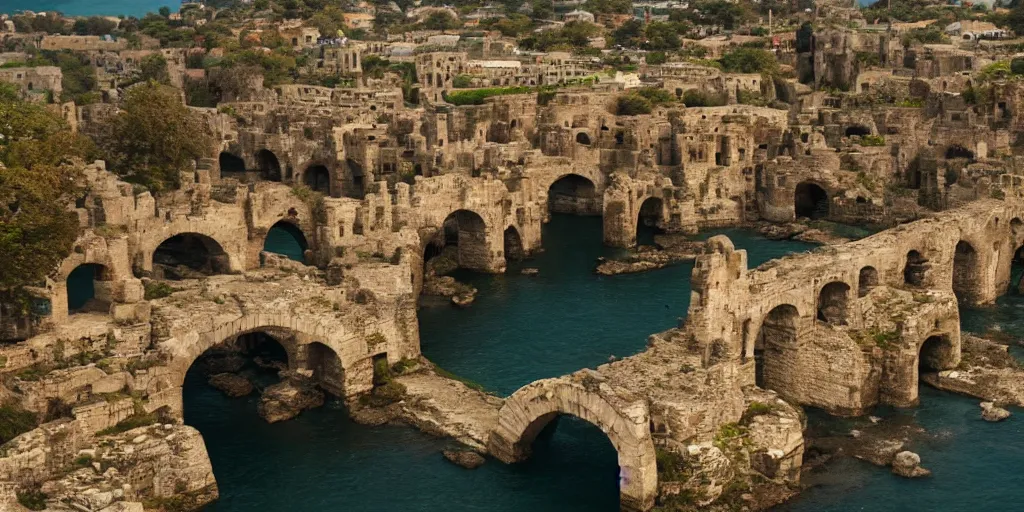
952,241 -> 980,304
919,333 -> 958,373
440,209 -> 492,271
263,221 -> 309,263
794,182 -> 828,219
218,152 -> 246,178
817,282 -> 850,325
152,233 -> 231,280
489,378 -> 657,511
755,304 -> 800,392
303,164 -> 331,194
256,149 -> 282,181
636,197 -> 665,245
504,226 -> 525,262
548,174 -> 601,216
858,266 -> 878,297
66,263 -> 111,314
903,250 -> 929,287
576,132 -> 591,145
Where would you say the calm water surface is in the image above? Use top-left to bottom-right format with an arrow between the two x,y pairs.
1,0 -> 168,17
184,214 -> 1023,511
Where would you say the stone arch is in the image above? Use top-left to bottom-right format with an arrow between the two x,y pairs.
952,240 -> 981,303
440,209 -> 491,271
302,164 -> 331,194
636,197 -> 665,243
504,225 -> 524,262
489,378 -> 657,511
817,281 -> 850,325
903,250 -> 929,287
66,263 -> 111,314
152,233 -> 231,280
256,149 -> 282,181
794,181 -> 828,219
858,266 -> 878,297
344,158 -> 365,199
919,333 -> 957,373
548,174 -> 601,216
305,341 -> 345,396
754,304 -> 800,391
218,151 -> 246,178
263,221 -> 309,263
575,132 -> 591,145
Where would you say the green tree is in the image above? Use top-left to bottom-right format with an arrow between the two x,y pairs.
646,51 -> 667,65
616,93 -> 653,115
583,0 -> 632,14
158,6 -> 172,17
72,17 -> 118,36
97,82 -> 213,191
422,11 -> 461,31
645,22 -> 682,51
532,0 -> 554,19
135,54 -> 170,85
719,48 -> 778,74
0,91 -> 92,295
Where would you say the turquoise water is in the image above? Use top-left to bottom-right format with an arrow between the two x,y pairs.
183,215 -> 814,510
0,1 -> 169,17
262,223 -> 307,263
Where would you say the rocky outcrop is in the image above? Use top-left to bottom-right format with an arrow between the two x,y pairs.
422,274 -> 478,306
980,401 -> 1011,422
920,335 -> 1024,407
891,451 -> 931,478
442,449 -> 485,469
595,237 -> 704,275
257,374 -> 325,423
208,373 -> 254,398
0,420 -> 217,511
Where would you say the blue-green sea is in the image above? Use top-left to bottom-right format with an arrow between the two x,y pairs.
1,1 -> 169,18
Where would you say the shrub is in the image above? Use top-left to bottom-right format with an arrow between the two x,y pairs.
615,93 -> 653,115
633,87 -> 674,105
96,411 -> 160,436
859,135 -> 886,147
17,488 -> 47,511
682,89 -> 726,107
445,86 -> 534,105
0,401 -> 38,444
740,401 -> 776,424
144,282 -> 176,300
452,74 -> 475,88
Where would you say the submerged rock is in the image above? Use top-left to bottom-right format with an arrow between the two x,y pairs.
208,373 -> 253,398
442,449 -> 486,469
891,451 -> 931,478
521,267 -> 539,276
980,402 -> 1011,422
257,375 -> 325,423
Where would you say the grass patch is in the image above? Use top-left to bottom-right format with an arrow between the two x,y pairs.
444,86 -> 534,106
96,411 -> 160,436
17,488 -> 47,511
144,281 -> 178,300
391,358 -> 418,375
740,401 -> 776,425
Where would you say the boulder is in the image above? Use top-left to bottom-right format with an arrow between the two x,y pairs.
980,402 -> 1011,422
196,353 -> 245,375
521,268 -> 539,276
442,449 -> 485,469
208,373 -> 253,398
257,375 -> 325,423
891,451 -> 931,478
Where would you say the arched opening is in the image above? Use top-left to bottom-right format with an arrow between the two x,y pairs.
755,304 -> 799,390
794,182 -> 829,219
263,221 -> 308,263
903,250 -> 929,287
636,197 -> 665,246
441,209 -> 489,271
256,149 -> 282,182
345,158 -> 365,199
1011,243 -> 1024,293
952,241 -> 980,303
919,334 -> 956,373
858,266 -> 878,297
303,165 -> 331,194
504,226 -> 524,262
845,125 -> 871,137
219,152 -> 246,178
945,145 -> 974,160
153,233 -> 230,280
306,341 -> 344,396
817,282 -> 850,325
66,263 -> 110,314
548,174 -> 601,216
575,132 -> 591,145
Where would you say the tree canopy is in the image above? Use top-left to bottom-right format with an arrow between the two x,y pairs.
0,86 -> 92,292
97,82 -> 213,191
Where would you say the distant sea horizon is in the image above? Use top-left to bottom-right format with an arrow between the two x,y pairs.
0,0 -> 171,18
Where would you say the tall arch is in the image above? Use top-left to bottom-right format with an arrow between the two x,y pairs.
755,304 -> 800,391
489,378 -> 657,511
952,241 -> 980,303
66,263 -> 110,314
504,226 -> 524,262
817,282 -> 850,325
945,144 -> 974,160
636,197 -> 665,245
303,164 -> 331,194
440,209 -> 491,271
263,221 -> 309,263
257,149 -> 282,182
345,158 -> 365,199
903,250 -> 928,287
858,266 -> 878,297
919,334 -> 957,373
152,233 -> 230,280
794,182 -> 828,219
548,174 -> 601,216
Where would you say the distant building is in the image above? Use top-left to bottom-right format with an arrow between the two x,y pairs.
564,10 -> 595,23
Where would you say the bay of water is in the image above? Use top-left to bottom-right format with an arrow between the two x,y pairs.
0,0 -> 168,17
184,214 -> 1024,512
